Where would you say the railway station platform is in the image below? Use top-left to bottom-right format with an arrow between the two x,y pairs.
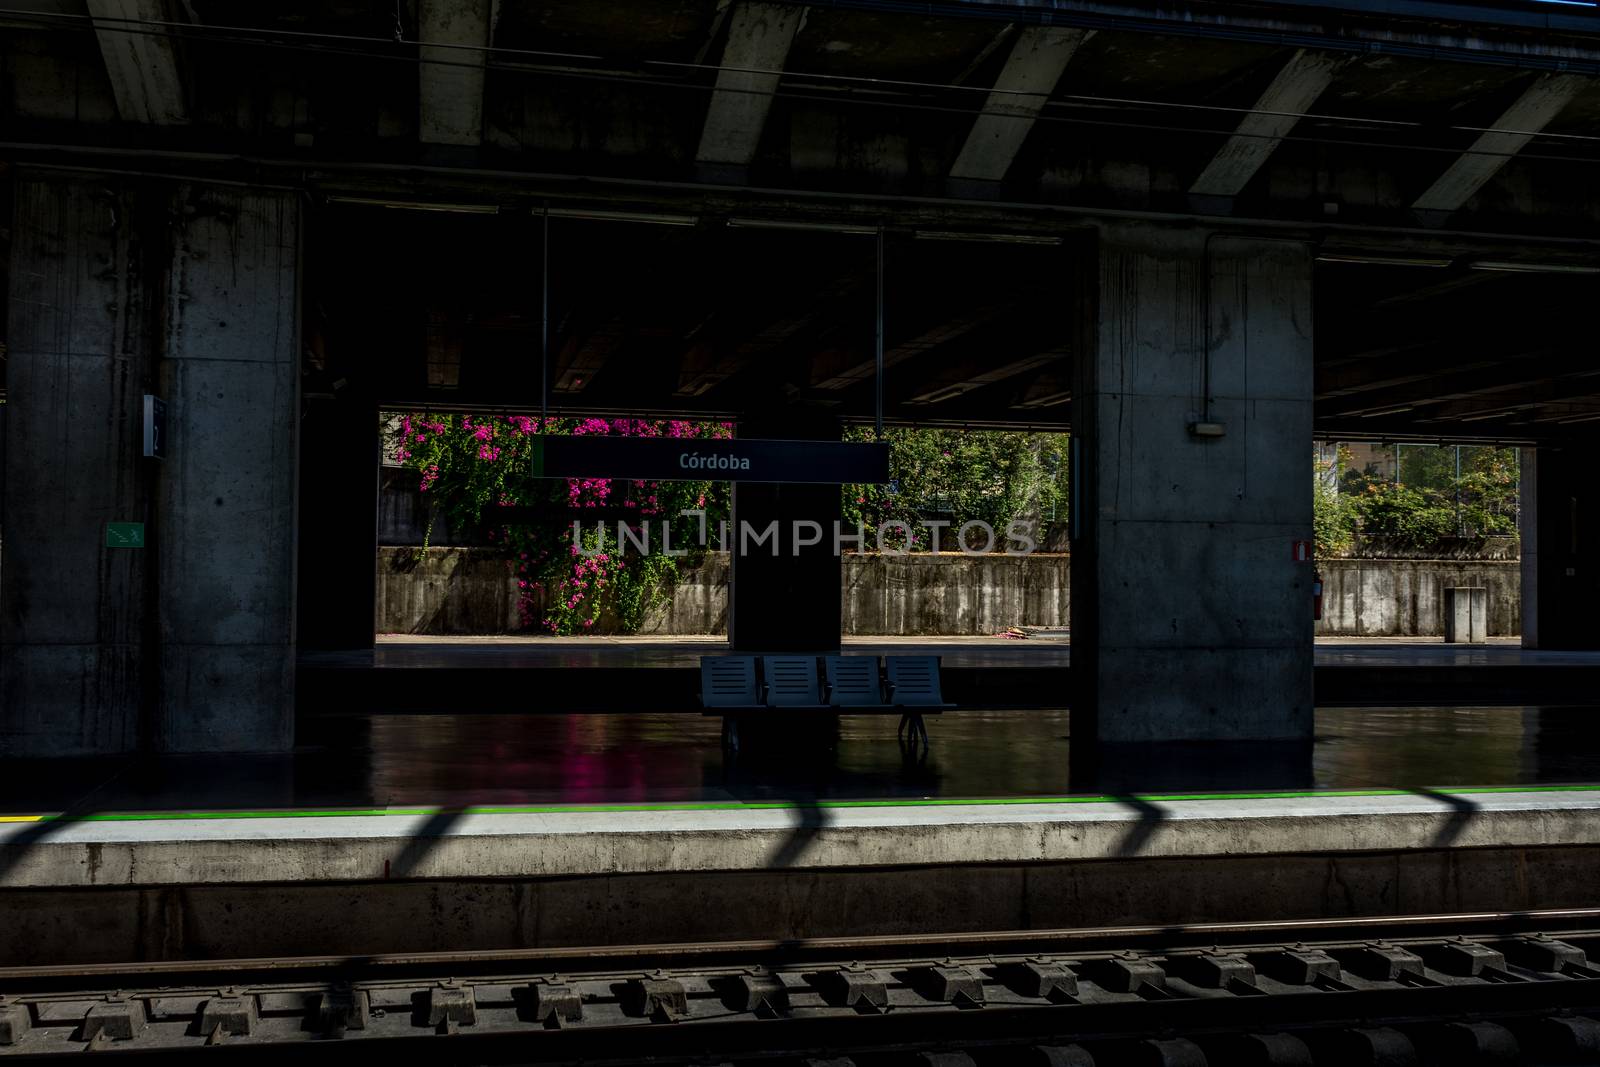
3,702 -> 1599,967
297,635 -> 1600,714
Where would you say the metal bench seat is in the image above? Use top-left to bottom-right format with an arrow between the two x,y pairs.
885,656 -> 955,711
699,653 -> 952,754
824,655 -> 891,710
885,655 -> 952,752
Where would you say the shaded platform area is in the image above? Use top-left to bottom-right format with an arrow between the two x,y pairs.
7,705 -> 1600,817
5,702 -> 1600,966
298,636 -> 1600,713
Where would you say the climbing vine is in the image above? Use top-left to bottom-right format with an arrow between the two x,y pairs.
389,413 -> 732,633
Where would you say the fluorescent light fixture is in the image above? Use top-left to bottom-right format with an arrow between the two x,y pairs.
1360,405 -> 1415,418
914,230 -> 1063,245
328,196 -> 499,214
1556,412 -> 1600,425
546,207 -> 698,226
1469,260 -> 1600,274
727,218 -> 878,235
1457,410 -> 1516,422
1315,252 -> 1452,268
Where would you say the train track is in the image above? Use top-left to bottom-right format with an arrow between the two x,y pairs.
1,910 -> 1599,1063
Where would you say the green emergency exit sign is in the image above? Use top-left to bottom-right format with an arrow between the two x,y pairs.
105,522 -> 145,549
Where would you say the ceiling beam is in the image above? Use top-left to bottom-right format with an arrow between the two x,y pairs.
1317,345 -> 1501,398
1190,49 -> 1343,198
552,316 -> 630,394
949,27 -> 1092,183
1012,370 -> 1072,409
904,347 -> 1067,405
419,0 -> 494,146
1319,358 -> 1599,418
1365,270 -> 1505,310
85,0 -> 187,125
676,266 -> 869,397
811,297 -> 1018,391
1412,73 -> 1589,214
696,2 -> 807,168
1390,373 -> 1600,423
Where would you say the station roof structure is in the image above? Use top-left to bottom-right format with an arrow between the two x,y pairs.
4,0 -> 1600,437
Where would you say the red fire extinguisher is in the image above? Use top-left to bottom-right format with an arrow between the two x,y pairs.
1313,573 -> 1324,622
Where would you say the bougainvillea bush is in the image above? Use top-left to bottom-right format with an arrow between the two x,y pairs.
389,413 -> 732,634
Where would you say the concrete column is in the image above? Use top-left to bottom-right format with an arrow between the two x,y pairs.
3,176 -> 300,756
729,410 -> 842,652
296,399 -> 378,652
155,185 -> 299,751
1521,445 -> 1600,650
2,177 -> 150,756
1070,226 -> 1315,753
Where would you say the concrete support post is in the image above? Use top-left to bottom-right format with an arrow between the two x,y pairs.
729,411 -> 842,652
156,185 -> 299,751
1070,226 -> 1315,759
2,177 -> 150,756
2,174 -> 300,756
1520,445 -> 1600,650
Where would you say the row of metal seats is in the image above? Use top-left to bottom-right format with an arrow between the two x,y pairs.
698,654 -> 952,712
699,654 -> 952,753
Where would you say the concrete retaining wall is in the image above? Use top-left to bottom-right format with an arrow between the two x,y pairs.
841,552 -> 1070,635
375,549 -> 1069,636
1316,558 -> 1520,637
376,549 -> 1520,637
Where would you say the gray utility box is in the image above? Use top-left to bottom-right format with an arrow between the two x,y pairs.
1443,587 -> 1488,644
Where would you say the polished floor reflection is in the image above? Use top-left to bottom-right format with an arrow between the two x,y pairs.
3,705 -> 1598,816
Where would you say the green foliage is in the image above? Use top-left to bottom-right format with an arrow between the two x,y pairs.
1314,443 -> 1520,556
1352,481 -> 1460,547
1314,447 -> 1355,558
389,413 -> 730,634
841,427 -> 1069,551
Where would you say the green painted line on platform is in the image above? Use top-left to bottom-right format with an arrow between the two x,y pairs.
6,782 -> 1600,825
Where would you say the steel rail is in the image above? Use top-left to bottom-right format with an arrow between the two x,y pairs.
1,910 -> 1598,1061
4,907 -> 1600,986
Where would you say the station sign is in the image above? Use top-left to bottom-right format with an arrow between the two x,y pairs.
530,436 -> 890,484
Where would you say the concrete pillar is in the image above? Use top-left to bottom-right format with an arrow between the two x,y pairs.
729,409 -> 842,652
2,173 -> 300,756
156,184 -> 299,751
296,379 -> 378,651
1521,445 -> 1600,650
1070,226 -> 1315,753
2,177 -> 150,756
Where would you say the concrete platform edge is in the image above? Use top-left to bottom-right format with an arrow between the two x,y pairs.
3,791 -> 1597,889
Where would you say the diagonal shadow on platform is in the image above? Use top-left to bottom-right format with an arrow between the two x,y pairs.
1107,793 -> 1168,858
386,807 -> 473,880
1407,786 -> 1482,849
